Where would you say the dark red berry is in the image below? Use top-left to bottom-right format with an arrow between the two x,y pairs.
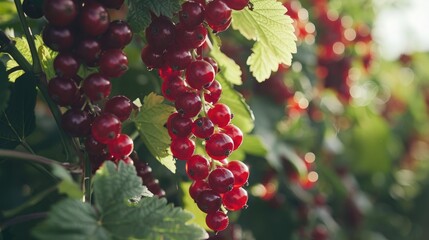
224,0 -> 249,10
61,109 -> 92,137
311,225 -> 329,240
96,0 -> 124,9
185,60 -> 215,90
205,133 -> 234,160
176,24 -> 208,50
196,190 -> 222,213
53,52 -> 80,78
179,1 -> 205,30
208,103 -> 231,127
104,95 -> 132,122
101,20 -> 133,49
189,180 -> 211,199
158,66 -> 181,81
23,0 -> 44,19
206,211 -> 229,232
222,187 -> 248,211
161,75 -> 188,101
83,73 -> 111,101
170,137 -> 195,160
210,17 -> 232,33
192,117 -> 214,139
99,49 -> 128,78
43,0 -> 77,27
165,48 -> 192,70
42,25 -> 74,51
108,133 -> 133,159
226,160 -> 249,187
204,80 -> 222,103
85,135 -> 107,155
141,45 -> 165,69
203,57 -> 219,73
186,155 -> 210,180
175,92 -> 202,118
205,0 -> 232,32
145,16 -> 176,51
221,124 -> 243,150
47,76 -> 78,106
166,113 -> 193,138
91,113 -> 122,144
208,167 -> 235,193
79,1 -> 109,37
75,38 -> 102,66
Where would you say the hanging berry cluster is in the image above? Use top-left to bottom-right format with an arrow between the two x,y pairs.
41,0 -> 136,171
140,0 -> 251,233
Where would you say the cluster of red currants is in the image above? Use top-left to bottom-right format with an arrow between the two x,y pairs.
140,0 -> 251,232
41,0 -> 135,170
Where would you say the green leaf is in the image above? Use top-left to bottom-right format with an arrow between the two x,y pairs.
133,93 -> 176,173
33,161 -> 208,240
209,34 -> 242,85
127,0 -> 181,35
0,1 -> 17,25
0,72 -> 37,149
232,0 -> 297,82
218,75 -> 254,133
51,164 -> 83,199
0,62 -> 11,112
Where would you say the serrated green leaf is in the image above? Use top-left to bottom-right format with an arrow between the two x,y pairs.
0,62 -> 11,112
232,0 -> 297,82
218,75 -> 254,133
0,73 -> 37,149
133,93 -> 176,173
209,34 -> 242,85
127,0 -> 181,35
33,161 -> 208,240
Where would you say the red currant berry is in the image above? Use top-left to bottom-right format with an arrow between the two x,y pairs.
79,2 -> 109,37
170,137 -> 195,160
206,211 -> 229,232
210,17 -> 232,33
145,16 -> 176,51
204,80 -> 222,103
224,0 -> 249,10
166,113 -> 193,138
207,103 -> 231,127
96,0 -> 124,9
158,66 -> 181,81
208,167 -> 235,193
161,76 -> 188,101
75,38 -> 102,67
43,0 -> 77,27
61,109 -> 92,137
99,49 -> 128,78
221,124 -> 243,150
205,0 -> 232,32
140,45 -> 165,69
85,135 -> 107,155
164,48 -> 192,70
108,134 -> 133,159
192,117 -> 214,139
205,133 -> 234,160
91,113 -> 122,144
186,155 -> 210,181
83,73 -> 111,101
23,0 -> 44,19
47,76 -> 78,106
203,57 -> 219,73
226,160 -> 249,187
222,187 -> 248,211
42,24 -> 74,51
101,20 -> 133,49
104,95 -> 132,122
196,190 -> 222,213
53,52 -> 80,78
175,92 -> 202,118
117,156 -> 134,165
176,24 -> 208,50
189,180 -> 211,200
179,1 -> 205,30
311,225 -> 329,240
185,60 -> 215,90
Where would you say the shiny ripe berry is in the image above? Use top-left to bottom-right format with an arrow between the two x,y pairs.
176,24 -> 207,50
23,0 -> 44,19
166,113 -> 193,138
53,52 -> 80,78
204,80 -> 222,103
75,38 -> 102,67
206,211 -> 229,232
196,190 -> 222,213
221,124 -> 243,150
161,76 -> 188,101
208,167 -> 235,193
43,0 -> 77,27
48,76 -> 78,106
210,17 -> 231,33
222,187 -> 248,211
192,117 -> 214,139
224,0 -> 249,10
83,73 -> 111,101
99,49 -> 128,78
175,92 -> 202,118
140,45 -> 165,69
104,95 -> 132,121
101,20 -> 133,49
205,0 -> 232,32
186,155 -> 210,180
189,180 -> 211,200
179,1 -> 205,30
108,134 -> 133,159
208,103 -> 231,127
170,137 -> 195,160
226,160 -> 249,187
91,113 -> 122,144
205,133 -> 234,160
185,60 -> 215,90
61,109 -> 92,137
203,57 -> 219,73
145,17 -> 176,51
96,0 -> 124,9
164,48 -> 192,70
85,135 -> 106,155
79,2 -> 109,37
42,25 -> 74,51
158,66 -> 181,81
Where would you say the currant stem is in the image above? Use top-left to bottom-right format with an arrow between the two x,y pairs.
200,91 -> 208,117
0,149 -> 76,170
83,154 -> 92,203
0,212 -> 48,231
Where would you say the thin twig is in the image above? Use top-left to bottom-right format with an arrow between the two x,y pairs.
0,149 -> 75,170
0,212 -> 48,231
